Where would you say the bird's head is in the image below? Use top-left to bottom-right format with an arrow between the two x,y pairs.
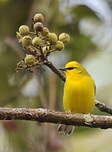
59,61 -> 89,77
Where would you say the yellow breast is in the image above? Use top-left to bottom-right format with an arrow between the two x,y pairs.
63,75 -> 95,114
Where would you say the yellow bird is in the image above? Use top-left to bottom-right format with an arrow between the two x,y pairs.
58,61 -> 96,134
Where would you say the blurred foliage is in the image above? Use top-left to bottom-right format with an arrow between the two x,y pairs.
0,0 -> 112,152
71,5 -> 100,19
0,0 -> 33,37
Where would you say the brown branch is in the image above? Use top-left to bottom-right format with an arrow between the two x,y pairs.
95,100 -> 112,115
0,107 -> 112,129
44,60 -> 65,82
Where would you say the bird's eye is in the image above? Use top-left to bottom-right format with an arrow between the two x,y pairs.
66,67 -> 76,70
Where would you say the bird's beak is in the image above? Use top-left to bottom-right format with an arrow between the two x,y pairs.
59,68 -> 67,71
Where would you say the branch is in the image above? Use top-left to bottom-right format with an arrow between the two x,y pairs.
44,60 -> 65,82
95,100 -> 112,115
0,107 -> 112,129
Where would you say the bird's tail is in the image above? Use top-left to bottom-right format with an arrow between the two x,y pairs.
57,124 -> 75,135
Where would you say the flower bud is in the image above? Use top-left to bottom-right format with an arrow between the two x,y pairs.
32,37 -> 42,47
33,22 -> 44,32
33,13 -> 44,23
42,27 -> 49,36
48,33 -> 58,43
16,32 -> 21,39
55,41 -> 64,50
24,54 -> 36,66
19,25 -> 29,35
59,33 -> 70,43
16,60 -> 27,71
21,36 -> 32,47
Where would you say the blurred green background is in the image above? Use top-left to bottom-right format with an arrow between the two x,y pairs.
0,0 -> 112,152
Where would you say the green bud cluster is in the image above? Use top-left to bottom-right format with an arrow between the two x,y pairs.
59,33 -> 70,43
24,54 -> 36,66
19,25 -> 30,35
55,41 -> 64,50
48,33 -> 58,43
42,27 -> 49,36
21,36 -> 32,47
33,13 -> 44,23
32,37 -> 42,47
16,13 -> 70,72
34,22 -> 44,32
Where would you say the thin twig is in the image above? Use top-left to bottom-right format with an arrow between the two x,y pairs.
95,100 -> 112,115
0,108 -> 112,129
44,60 -> 65,82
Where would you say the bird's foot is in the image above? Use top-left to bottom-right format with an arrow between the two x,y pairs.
57,124 -> 75,135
